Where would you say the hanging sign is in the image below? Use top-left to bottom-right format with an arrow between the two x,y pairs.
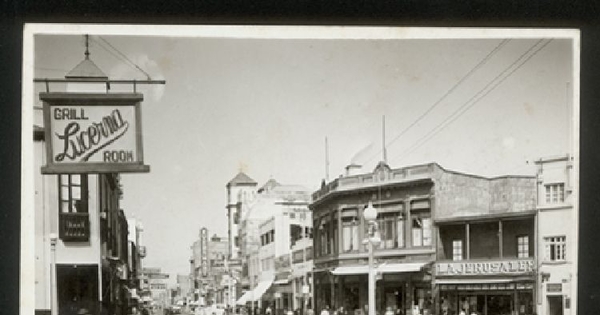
40,93 -> 150,174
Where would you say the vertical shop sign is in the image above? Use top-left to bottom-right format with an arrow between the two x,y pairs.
200,228 -> 209,277
40,93 -> 150,174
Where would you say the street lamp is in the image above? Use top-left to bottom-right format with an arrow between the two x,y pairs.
363,202 -> 380,315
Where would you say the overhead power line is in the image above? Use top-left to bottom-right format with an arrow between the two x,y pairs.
390,39 -> 553,164
95,35 -> 152,80
360,39 -> 511,166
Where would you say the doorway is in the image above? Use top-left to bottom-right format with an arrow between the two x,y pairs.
57,264 -> 99,315
548,296 -> 563,315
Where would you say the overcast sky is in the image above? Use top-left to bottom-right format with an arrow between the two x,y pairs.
32,28 -> 575,280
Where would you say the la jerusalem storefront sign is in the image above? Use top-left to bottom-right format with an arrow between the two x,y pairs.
435,259 -> 535,276
40,92 -> 150,174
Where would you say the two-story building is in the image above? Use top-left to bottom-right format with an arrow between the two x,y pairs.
434,174 -> 536,315
310,161 -> 537,315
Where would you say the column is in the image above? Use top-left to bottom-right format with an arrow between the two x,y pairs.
499,220 -> 503,258
465,223 -> 470,260
405,199 -> 412,248
337,206 -> 343,257
293,277 -> 297,310
330,274 -> 335,309
339,276 -> 345,310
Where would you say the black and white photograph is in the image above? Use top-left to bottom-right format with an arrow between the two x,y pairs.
21,25 -> 580,315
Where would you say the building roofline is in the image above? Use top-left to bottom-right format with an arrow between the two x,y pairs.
435,209 -> 537,224
533,154 -> 571,164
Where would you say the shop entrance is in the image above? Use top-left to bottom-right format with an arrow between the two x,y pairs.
57,264 -> 99,315
548,296 -> 563,315
456,292 -> 512,315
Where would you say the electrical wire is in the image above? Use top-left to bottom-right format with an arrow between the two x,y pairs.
360,39 -> 511,166
89,36 -> 131,66
96,36 -> 152,80
390,39 -> 553,164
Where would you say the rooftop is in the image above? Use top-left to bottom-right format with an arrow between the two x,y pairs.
65,57 -> 108,80
227,171 -> 257,186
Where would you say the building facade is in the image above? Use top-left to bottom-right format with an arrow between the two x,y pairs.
34,125 -> 138,315
232,176 -> 312,314
227,172 -> 258,259
310,162 -> 537,315
141,267 -> 170,307
433,174 -> 537,315
190,228 -> 232,306
535,155 -> 576,315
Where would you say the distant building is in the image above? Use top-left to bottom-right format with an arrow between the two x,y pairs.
231,175 -> 312,313
190,228 -> 230,306
535,155 -> 576,315
140,267 -> 170,307
177,274 -> 192,303
127,218 -> 146,306
227,172 -> 258,259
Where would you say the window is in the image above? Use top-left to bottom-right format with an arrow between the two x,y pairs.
290,224 -> 303,246
545,183 -> 565,204
517,235 -> 529,258
544,236 -> 566,261
332,213 -> 338,254
341,209 -> 359,252
412,217 -> 432,247
452,240 -> 463,261
261,230 -> 275,246
376,211 -> 405,249
320,216 -> 331,255
58,174 -> 89,213
304,227 -> 313,239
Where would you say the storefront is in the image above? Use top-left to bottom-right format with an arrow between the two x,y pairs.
435,259 -> 535,315
314,262 -> 432,315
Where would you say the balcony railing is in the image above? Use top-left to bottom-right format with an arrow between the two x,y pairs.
59,212 -> 90,242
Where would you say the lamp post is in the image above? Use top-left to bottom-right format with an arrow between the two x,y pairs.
363,202 -> 380,315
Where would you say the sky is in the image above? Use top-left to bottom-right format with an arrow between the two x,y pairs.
31,28 -> 575,280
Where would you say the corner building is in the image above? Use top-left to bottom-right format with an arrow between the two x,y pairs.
310,162 -> 536,315
534,155 -> 576,315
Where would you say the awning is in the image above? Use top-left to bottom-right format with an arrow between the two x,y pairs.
141,296 -> 153,302
331,266 -> 368,275
247,278 -> 274,302
273,279 -> 290,285
378,262 -> 427,273
331,262 -> 427,275
236,291 -> 252,305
